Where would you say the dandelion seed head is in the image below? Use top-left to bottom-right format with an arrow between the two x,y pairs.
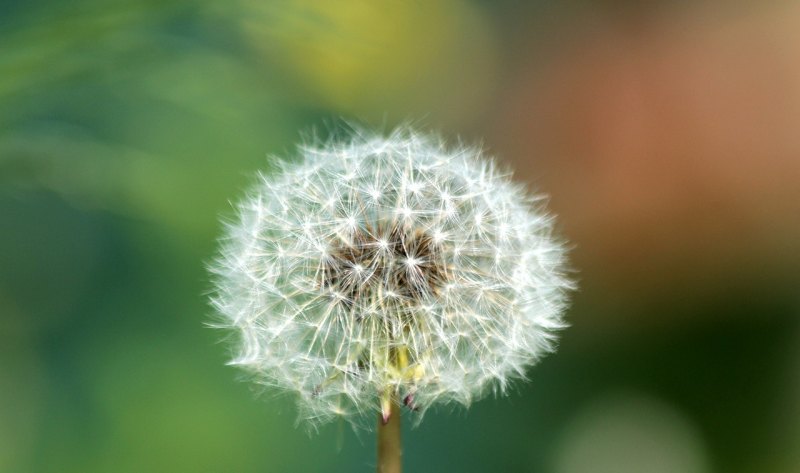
210,127 -> 572,427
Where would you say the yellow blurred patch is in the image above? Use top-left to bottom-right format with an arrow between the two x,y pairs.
239,0 -> 497,125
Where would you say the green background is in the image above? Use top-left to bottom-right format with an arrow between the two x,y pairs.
2,1 -> 799,472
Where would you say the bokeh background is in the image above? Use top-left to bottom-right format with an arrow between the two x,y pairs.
2,0 -> 799,472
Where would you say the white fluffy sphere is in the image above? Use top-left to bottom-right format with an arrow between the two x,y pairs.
211,128 -> 571,426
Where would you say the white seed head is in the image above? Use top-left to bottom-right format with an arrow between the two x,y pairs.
210,128 -> 572,427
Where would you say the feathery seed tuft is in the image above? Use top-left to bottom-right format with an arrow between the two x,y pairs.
210,128 -> 572,427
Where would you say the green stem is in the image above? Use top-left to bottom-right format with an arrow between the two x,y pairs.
377,399 -> 401,473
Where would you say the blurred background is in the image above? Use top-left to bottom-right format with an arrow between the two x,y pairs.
1,0 -> 799,472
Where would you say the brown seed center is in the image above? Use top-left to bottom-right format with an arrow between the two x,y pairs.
321,224 -> 446,311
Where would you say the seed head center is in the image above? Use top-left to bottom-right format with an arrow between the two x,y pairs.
321,224 -> 447,311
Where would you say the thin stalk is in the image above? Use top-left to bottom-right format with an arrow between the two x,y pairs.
377,399 -> 401,473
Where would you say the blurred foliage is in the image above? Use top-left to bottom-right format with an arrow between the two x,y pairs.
1,0 -> 798,472
226,0 -> 497,124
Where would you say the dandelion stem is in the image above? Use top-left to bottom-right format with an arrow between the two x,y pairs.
377,399 -> 401,473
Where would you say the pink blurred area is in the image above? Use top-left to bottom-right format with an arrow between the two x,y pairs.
491,2 -> 800,317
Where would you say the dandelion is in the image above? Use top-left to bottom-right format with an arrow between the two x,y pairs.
210,127 -> 572,472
